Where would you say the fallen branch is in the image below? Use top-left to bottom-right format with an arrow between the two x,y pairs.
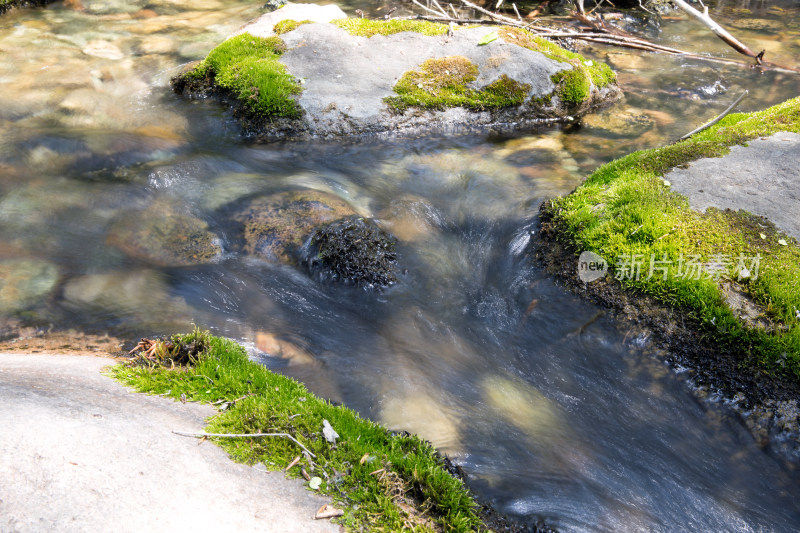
678,89 -> 748,142
670,0 -> 756,58
173,430 -> 317,459
409,2 -> 800,74
458,0 -> 519,25
411,0 -> 447,18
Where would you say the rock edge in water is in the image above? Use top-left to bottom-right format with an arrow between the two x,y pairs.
171,3 -> 621,140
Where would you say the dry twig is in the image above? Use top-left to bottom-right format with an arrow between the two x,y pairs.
408,0 -> 800,74
173,430 -> 317,458
678,89 -> 748,142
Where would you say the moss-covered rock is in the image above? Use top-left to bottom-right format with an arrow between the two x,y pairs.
113,329 -> 489,532
232,189 -> 357,265
171,4 -> 620,140
107,203 -> 223,267
499,26 -> 617,111
173,34 -> 301,120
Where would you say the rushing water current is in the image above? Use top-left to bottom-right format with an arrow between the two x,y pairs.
2,0 -> 800,530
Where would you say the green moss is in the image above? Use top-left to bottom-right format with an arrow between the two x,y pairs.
550,69 -> 590,105
273,19 -> 314,35
385,56 -> 531,112
187,34 -> 301,119
545,96 -> 800,379
331,18 -> 449,37
112,329 -> 484,532
500,27 -> 616,105
589,61 -> 616,88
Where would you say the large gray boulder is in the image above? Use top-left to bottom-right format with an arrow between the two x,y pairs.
173,4 -> 620,140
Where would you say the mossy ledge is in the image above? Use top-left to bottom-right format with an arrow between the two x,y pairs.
331,17 -> 450,37
273,17 -> 451,38
536,97 -> 800,452
499,27 -> 616,109
112,329 -> 530,532
172,33 -> 303,133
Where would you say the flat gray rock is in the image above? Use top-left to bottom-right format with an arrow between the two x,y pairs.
665,131 -> 800,240
279,24 -> 568,136
0,353 -> 339,533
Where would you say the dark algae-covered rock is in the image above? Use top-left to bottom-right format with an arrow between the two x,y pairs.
232,189 -> 357,265
302,216 -> 399,289
0,0 -> 55,15
171,3 -> 620,140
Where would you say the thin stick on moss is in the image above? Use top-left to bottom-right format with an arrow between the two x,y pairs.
173,430 -> 317,458
678,90 -> 748,142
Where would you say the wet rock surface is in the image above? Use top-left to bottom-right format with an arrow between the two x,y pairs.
0,258 -> 59,314
106,202 -> 223,267
232,189 -> 357,265
62,269 -> 193,328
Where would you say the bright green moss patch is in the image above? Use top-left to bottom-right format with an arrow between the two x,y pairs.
499,27 -> 615,105
545,96 -> 800,379
273,19 -> 314,35
386,56 -> 531,112
112,329 -> 484,532
550,69 -> 590,105
187,34 -> 301,118
331,18 -> 449,37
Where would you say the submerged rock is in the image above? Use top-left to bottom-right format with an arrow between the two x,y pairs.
233,189 -> 356,265
106,203 -> 223,267
0,258 -> 59,314
254,331 -> 317,366
378,195 -> 441,243
172,3 -> 620,140
62,269 -> 192,325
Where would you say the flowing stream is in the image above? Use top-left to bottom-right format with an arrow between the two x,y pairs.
1,0 -> 800,530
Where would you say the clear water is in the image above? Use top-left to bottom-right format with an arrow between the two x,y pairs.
1,0 -> 799,531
